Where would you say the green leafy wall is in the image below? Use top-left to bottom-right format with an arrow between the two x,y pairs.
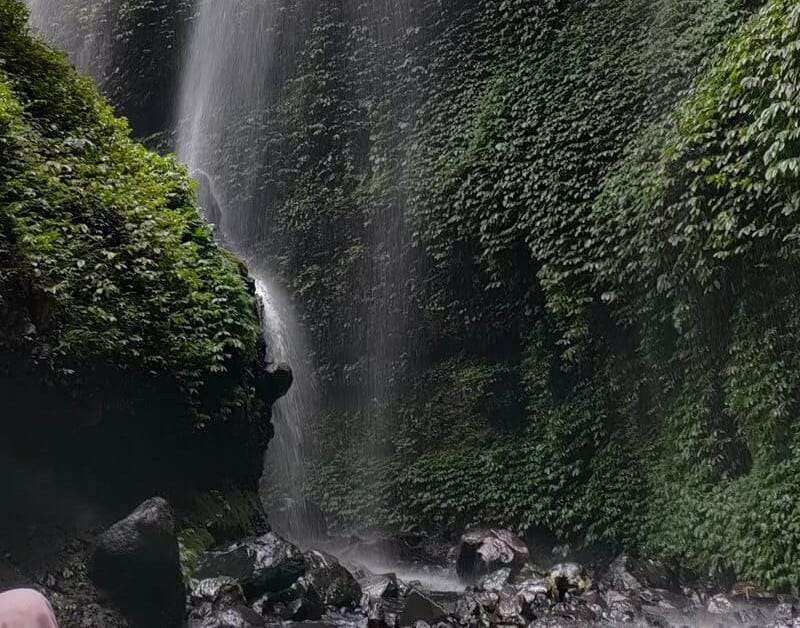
249,0 -> 800,589
35,0 -> 800,589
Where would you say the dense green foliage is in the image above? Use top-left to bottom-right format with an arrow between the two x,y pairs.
0,0 -> 264,426
246,0 -> 800,589
31,0 -> 800,591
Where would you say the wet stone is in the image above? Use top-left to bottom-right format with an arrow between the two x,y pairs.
398,589 -> 448,627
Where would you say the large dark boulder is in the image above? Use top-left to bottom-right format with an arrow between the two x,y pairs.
303,550 -> 362,608
252,549 -> 360,621
260,577 -> 325,621
260,363 -> 293,405
456,529 -> 529,583
194,532 -> 305,601
361,573 -> 401,601
398,589 -> 448,627
90,497 -> 185,624
604,554 -> 674,592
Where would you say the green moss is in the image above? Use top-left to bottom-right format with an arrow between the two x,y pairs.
0,0 -> 263,426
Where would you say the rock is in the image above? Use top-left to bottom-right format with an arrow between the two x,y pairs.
492,591 -> 526,625
261,363 -> 293,404
302,550 -> 362,608
195,532 -> 305,600
515,578 -> 549,620
90,497 -> 185,623
364,598 -> 400,628
707,592 -> 735,614
548,598 -> 599,624
250,550 -> 358,621
268,498 -> 327,542
362,573 -> 400,600
189,607 -> 266,627
478,566 -> 512,592
605,554 -> 673,592
510,562 -> 547,585
367,597 -> 389,628
546,563 -> 590,600
453,591 -> 497,626
774,602 -> 798,625
274,578 -> 325,621
188,577 -> 269,627
398,589 -> 448,626
191,576 -> 246,609
641,605 -> 696,628
456,529 -> 529,583
580,590 -> 608,616
604,590 -> 639,623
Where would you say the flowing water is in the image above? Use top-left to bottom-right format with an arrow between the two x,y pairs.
25,0 -> 112,82
25,0 -> 416,543
175,0 -> 317,540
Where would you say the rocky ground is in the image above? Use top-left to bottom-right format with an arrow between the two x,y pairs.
184,525 -> 800,628
4,498 -> 800,627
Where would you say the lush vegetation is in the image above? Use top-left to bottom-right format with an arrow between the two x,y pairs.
249,0 -> 800,590
26,0 -> 800,592
0,0 -> 265,429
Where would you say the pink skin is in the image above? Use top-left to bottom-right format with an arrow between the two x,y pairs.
0,589 -> 58,628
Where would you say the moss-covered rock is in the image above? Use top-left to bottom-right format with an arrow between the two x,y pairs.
0,0 -> 272,494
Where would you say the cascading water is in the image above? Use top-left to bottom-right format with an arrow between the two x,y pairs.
175,0 -> 318,542
25,0 -> 111,82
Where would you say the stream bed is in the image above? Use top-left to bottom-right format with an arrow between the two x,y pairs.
190,525 -> 800,628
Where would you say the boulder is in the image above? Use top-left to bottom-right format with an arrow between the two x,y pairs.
195,532 -> 305,600
190,576 -> 246,609
604,590 -> 639,623
188,577 -> 265,628
367,597 -> 389,628
605,554 -> 673,592
515,578 -> 549,620
706,593 -> 735,614
398,589 -> 448,627
774,602 -> 798,625
303,550 -> 362,608
189,607 -> 266,628
90,497 -> 185,624
478,567 -> 512,592
260,363 -> 293,404
492,592 -> 526,626
362,573 -> 401,600
271,577 -> 325,621
456,529 -> 529,583
580,590 -> 608,617
546,563 -> 590,600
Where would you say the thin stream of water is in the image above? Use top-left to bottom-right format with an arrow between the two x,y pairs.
175,0 -> 316,539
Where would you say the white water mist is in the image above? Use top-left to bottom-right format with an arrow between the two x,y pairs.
176,0 -> 318,540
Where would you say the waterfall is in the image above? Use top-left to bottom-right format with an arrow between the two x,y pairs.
26,0 -> 319,541
25,0 -> 112,82
175,0 -> 317,541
